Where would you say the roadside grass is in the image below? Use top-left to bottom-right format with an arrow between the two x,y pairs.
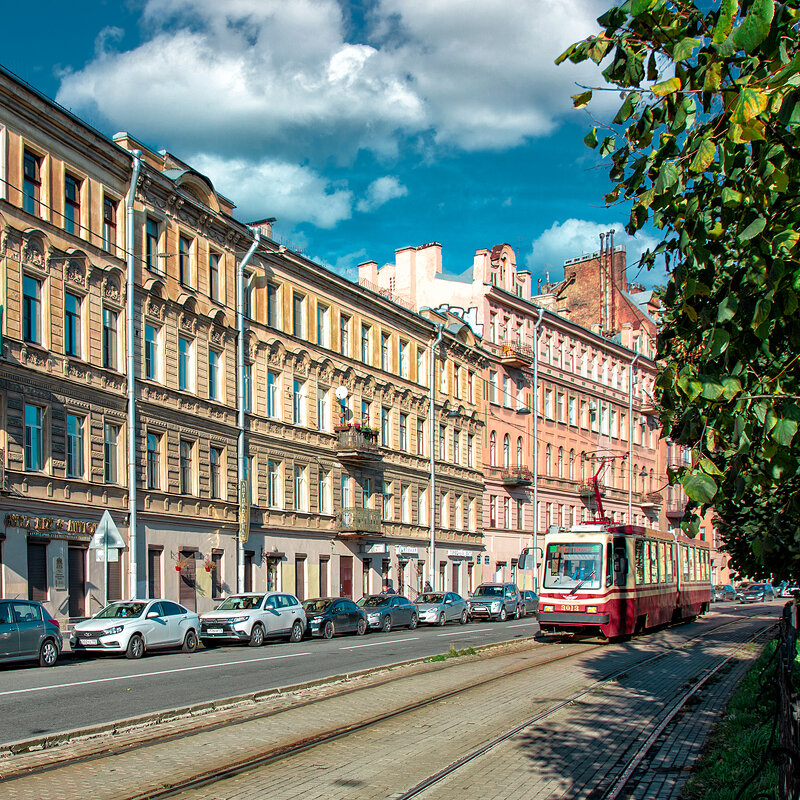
428,646 -> 477,662
681,638 -> 793,800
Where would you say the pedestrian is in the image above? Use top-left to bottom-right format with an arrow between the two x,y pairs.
423,580 -> 433,593
382,581 -> 397,595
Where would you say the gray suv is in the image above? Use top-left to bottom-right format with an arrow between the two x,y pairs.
468,583 -> 522,621
0,599 -> 62,667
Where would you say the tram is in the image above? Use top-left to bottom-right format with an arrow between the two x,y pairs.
523,462 -> 712,639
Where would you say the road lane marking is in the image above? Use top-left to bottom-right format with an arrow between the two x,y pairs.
507,622 -> 538,628
342,637 -> 419,649
437,628 -> 492,636
0,652 -> 312,697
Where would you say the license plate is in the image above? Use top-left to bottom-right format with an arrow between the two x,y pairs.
81,638 -> 98,645
558,604 -> 580,612
207,628 -> 223,634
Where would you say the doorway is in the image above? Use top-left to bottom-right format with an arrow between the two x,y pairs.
68,547 -> 86,617
178,549 -> 196,611
340,555 -> 353,598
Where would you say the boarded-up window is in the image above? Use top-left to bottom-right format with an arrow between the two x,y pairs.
107,559 -> 122,602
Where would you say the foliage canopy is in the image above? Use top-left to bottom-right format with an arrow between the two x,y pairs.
559,0 -> 800,578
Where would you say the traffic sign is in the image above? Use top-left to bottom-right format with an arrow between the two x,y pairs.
89,511 -> 126,550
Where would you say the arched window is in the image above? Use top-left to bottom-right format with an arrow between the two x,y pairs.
650,468 -> 655,493
610,461 -> 615,488
517,437 -> 523,467
545,444 -> 552,476
580,455 -> 586,483
557,447 -> 564,478
489,431 -> 496,466
569,449 -> 575,481
633,465 -> 638,494
503,434 -> 510,468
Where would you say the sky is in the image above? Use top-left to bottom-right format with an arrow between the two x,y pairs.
3,0 -> 664,288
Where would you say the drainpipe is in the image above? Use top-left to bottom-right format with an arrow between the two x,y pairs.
126,151 -> 142,600
237,227 -> 261,593
628,353 -> 639,523
429,324 -> 444,591
531,307 -> 544,592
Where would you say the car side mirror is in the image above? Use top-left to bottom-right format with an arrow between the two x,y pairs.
264,603 -> 275,611
146,611 -> 159,619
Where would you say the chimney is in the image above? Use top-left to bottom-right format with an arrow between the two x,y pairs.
249,218 -> 277,239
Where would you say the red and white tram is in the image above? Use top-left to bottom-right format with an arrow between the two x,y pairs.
533,523 -> 712,639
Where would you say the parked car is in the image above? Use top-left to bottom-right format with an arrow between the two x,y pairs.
468,583 -> 522,621
416,592 -> 469,626
739,583 -> 777,604
775,582 -> 799,597
521,590 -> 540,617
357,594 -> 418,632
71,599 -> 199,659
713,584 -> 737,602
200,592 -> 306,647
303,597 -> 367,638
0,599 -> 62,667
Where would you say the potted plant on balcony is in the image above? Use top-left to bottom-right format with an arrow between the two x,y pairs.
203,557 -> 215,573
175,555 -> 191,572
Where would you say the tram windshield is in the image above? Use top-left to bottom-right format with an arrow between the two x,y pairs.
543,543 -> 603,590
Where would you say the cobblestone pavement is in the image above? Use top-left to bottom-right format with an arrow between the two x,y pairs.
1,607 -> 777,800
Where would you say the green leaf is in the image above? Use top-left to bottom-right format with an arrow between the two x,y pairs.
730,87 -> 769,123
681,472 -> 718,504
738,216 -> 766,241
717,294 -> 739,322
703,61 -> 723,92
732,0 -> 775,54
698,458 -> 723,477
713,0 -> 739,44
689,138 -> 716,172
656,162 -> 678,193
721,187 -> 743,207
613,91 -> 640,124
572,90 -> 593,109
751,297 -> 771,329
701,381 -> 724,400
709,329 -> 730,356
773,230 -> 800,252
673,38 -> 701,62
771,418 -> 798,446
721,377 -> 742,400
555,43 -> 578,66
629,0 -> 657,14
584,127 -> 598,149
652,77 -> 682,96
600,136 -> 616,157
588,36 -> 613,65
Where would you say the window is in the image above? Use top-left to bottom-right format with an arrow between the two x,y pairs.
453,430 -> 460,464
178,235 -> 193,286
455,495 -> 464,530
178,336 -> 194,392
144,324 -> 160,381
66,413 -> 85,478
244,455 -> 255,504
23,150 -> 42,216
417,349 -> 426,385
381,332 -> 390,371
317,387 -> 330,431
208,348 -> 221,401
503,376 -> 512,408
24,404 -> 44,471
569,396 -> 577,426
557,393 -> 565,422
361,399 -> 370,426
468,371 -> 475,404
62,291 -> 84,358
362,477 -> 372,508
558,447 -> 564,478
209,251 -> 221,300
381,407 -> 390,447
517,436 -> 523,467
339,314 -> 350,356
516,380 -> 524,410
209,446 -> 222,499
399,413 -> 408,451
361,324 -> 371,365
418,487 -> 428,525
179,440 -> 194,494
64,174 -> 81,235
503,497 -> 510,529
293,379 -> 307,425
268,460 -> 280,507
517,499 -> 524,531
439,360 -> 447,394
503,434 -> 510,468
382,480 -> 393,520
243,362 -> 253,413
317,303 -> 329,347
489,431 -> 497,466
489,495 -> 497,528
102,307 -> 118,370
417,419 -> 425,455
22,275 -> 42,344
102,196 -> 117,252
341,473 -> 351,508
293,292 -> 305,338
400,341 -> 409,379
439,425 -> 446,460
146,218 -> 160,271
294,465 -> 308,511
468,433 -> 475,468
104,422 -> 119,484
243,272 -> 254,319
544,389 -> 554,419
488,371 -> 498,404
266,282 -> 278,328
545,444 -> 552,476
147,432 -> 161,490
400,485 -> 410,523
569,449 -> 575,481
318,469 -> 331,514
267,371 -> 279,418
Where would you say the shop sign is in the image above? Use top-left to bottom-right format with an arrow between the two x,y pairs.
53,556 -> 66,591
447,549 -> 475,560
361,543 -> 388,555
5,514 -> 95,541
239,480 -> 251,544
484,555 -> 491,564
396,545 -> 419,556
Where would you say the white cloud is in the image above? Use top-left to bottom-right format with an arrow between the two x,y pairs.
527,218 -> 664,284
188,154 -> 353,229
356,176 -> 408,213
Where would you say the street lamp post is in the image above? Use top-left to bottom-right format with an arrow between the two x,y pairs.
628,353 -> 639,523
429,324 -> 444,591
531,307 -> 544,592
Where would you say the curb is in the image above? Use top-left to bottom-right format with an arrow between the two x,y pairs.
1,635 -> 535,757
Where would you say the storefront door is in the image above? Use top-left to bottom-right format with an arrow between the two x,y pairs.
340,556 -> 353,598
68,547 -> 86,617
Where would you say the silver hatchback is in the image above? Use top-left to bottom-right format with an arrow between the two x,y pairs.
416,592 -> 469,626
0,599 -> 62,667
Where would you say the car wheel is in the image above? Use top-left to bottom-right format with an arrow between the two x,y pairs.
381,615 -> 392,633
438,612 -> 446,626
356,618 -> 367,636
409,613 -> 418,630
182,629 -> 198,653
498,607 -> 508,622
249,623 -> 265,647
39,639 -> 58,667
288,620 -> 304,643
460,609 -> 468,625
323,620 -> 335,639
126,634 -> 145,659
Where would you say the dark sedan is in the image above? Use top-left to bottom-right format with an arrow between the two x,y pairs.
739,583 -> 776,603
303,597 -> 367,638
521,590 -> 540,617
357,594 -> 418,632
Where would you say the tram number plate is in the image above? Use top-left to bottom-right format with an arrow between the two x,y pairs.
558,604 -> 580,612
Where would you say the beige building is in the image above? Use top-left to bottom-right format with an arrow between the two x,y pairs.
0,67 -> 486,622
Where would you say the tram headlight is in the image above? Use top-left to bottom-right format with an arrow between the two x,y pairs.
586,606 -> 598,614
543,605 -> 554,612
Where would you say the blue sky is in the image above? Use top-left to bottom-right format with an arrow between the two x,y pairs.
3,0 -> 664,287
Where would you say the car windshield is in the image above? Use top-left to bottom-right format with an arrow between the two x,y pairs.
417,594 -> 444,603
472,586 -> 503,597
358,596 -> 389,608
217,595 -> 262,610
543,542 -> 603,590
747,584 -> 765,591
303,599 -> 333,612
95,602 -> 146,619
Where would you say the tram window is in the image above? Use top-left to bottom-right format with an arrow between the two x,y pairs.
681,547 -> 689,580
606,544 -> 614,588
643,542 -> 652,585
649,542 -> 659,584
613,538 -> 628,587
635,541 -> 644,585
689,549 -> 696,581
657,543 -> 666,584
665,544 -> 673,581
543,543 -> 603,590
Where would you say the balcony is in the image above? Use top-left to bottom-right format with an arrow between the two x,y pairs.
640,403 -> 658,416
336,507 -> 382,536
666,499 -> 686,518
640,491 -> 663,510
336,427 -> 382,462
501,466 -> 533,487
500,341 -> 534,368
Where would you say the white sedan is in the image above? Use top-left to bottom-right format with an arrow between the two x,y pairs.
70,599 -> 200,659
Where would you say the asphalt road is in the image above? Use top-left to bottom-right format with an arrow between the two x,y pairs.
0,617 -> 539,744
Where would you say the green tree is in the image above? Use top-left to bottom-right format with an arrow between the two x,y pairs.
558,0 -> 800,579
